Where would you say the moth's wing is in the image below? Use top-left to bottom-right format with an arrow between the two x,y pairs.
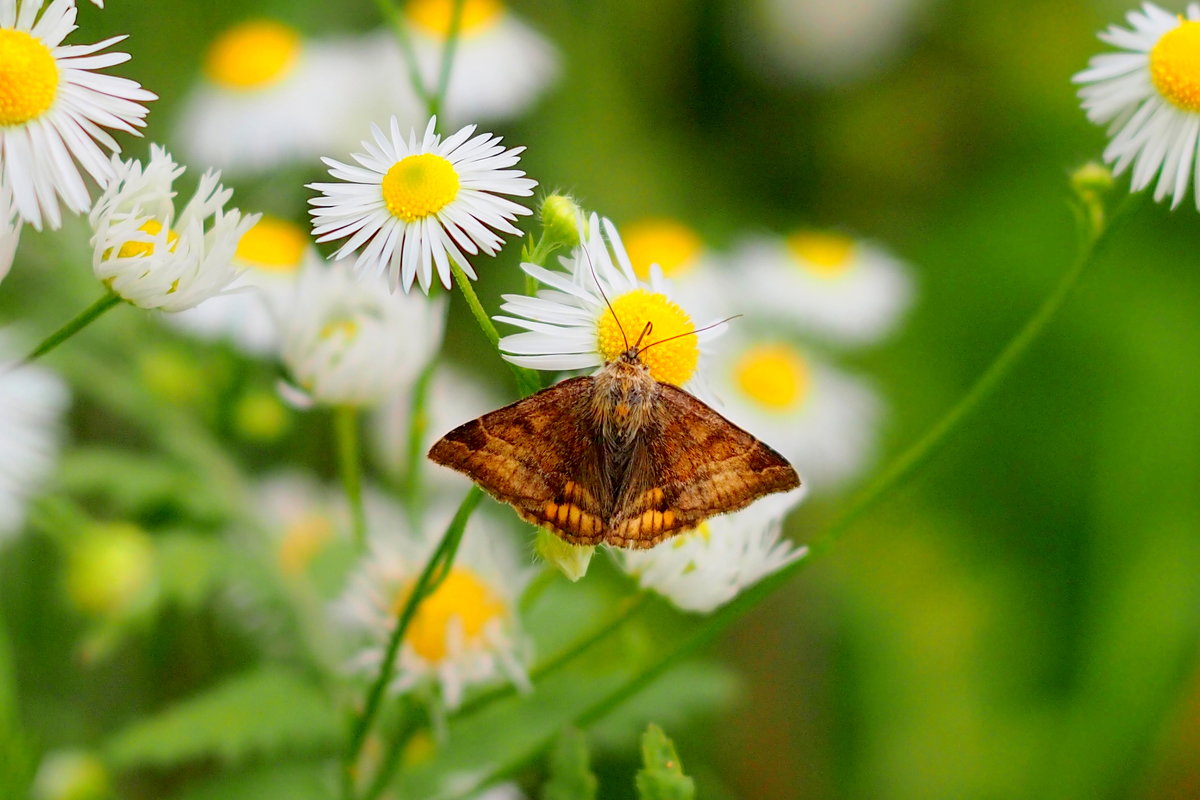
607,383 -> 801,549
427,377 -> 609,545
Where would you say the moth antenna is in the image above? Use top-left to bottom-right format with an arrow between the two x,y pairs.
638,315 -> 742,354
633,320 -> 654,351
582,241 -> 630,352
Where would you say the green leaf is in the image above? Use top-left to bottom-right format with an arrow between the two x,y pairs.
172,762 -> 335,800
634,724 -> 694,800
155,533 -> 227,610
105,666 -> 338,769
543,728 -> 597,800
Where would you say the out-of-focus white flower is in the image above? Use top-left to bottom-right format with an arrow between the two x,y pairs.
496,214 -> 726,390
619,216 -> 727,319
0,0 -> 155,229
165,215 -> 316,355
331,496 -> 532,708
309,116 -> 536,293
89,145 -> 259,312
0,182 -> 18,285
274,258 -> 446,408
253,472 -> 347,578
622,489 -> 806,613
174,20 -> 395,176
1074,3 -> 1200,209
0,331 -> 68,543
711,333 -> 880,493
733,230 -> 912,346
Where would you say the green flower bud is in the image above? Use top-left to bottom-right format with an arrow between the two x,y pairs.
540,194 -> 583,251
535,528 -> 593,582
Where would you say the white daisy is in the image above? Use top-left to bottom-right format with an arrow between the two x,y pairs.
0,0 -> 155,230
0,330 -> 68,543
621,488 -> 806,613
253,472 -> 348,578
174,21 -> 402,176
89,145 -> 260,312
619,216 -> 727,320
308,116 -> 536,293
376,0 -> 559,124
273,257 -> 446,408
165,215 -> 317,356
496,214 -> 726,390
732,230 -> 913,346
330,496 -> 532,708
1074,3 -> 1200,209
0,181 -> 19,285
711,332 -> 881,493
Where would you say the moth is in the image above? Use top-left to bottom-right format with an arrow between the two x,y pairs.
427,321 -> 801,549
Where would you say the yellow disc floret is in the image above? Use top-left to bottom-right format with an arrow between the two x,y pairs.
1150,19 -> 1200,112
382,153 -> 460,222
0,29 -> 58,126
785,231 -> 856,278
278,513 -> 334,576
406,0 -> 504,38
236,215 -> 308,273
597,288 -> 698,386
733,344 -> 811,411
623,218 -> 703,280
401,568 -> 507,662
204,20 -> 301,91
116,219 -> 180,259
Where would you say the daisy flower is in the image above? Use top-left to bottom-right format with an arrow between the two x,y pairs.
252,472 -> 348,578
711,331 -> 880,493
1074,3 -> 1200,209
308,116 -> 536,293
620,216 -> 727,319
732,230 -> 913,346
621,489 -> 806,613
174,20 -> 400,176
0,0 -> 155,229
378,0 -> 558,124
0,330 -> 69,543
0,182 -> 18,285
165,215 -> 318,356
273,258 -> 446,408
330,497 -> 532,708
496,214 -> 727,390
89,145 -> 260,312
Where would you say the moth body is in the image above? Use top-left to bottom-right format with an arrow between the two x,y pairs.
590,351 -> 660,449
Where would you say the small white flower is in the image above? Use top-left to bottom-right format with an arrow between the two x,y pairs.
0,0 -> 155,230
496,214 -> 726,390
622,489 -> 806,613
89,146 -> 260,312
274,258 -> 446,408
376,0 -> 558,124
165,215 -> 317,356
618,216 -> 727,320
309,116 -> 536,293
732,230 -> 913,346
711,332 -> 880,493
1074,3 -> 1200,209
252,472 -> 348,578
0,330 -> 69,543
175,20 -> 400,176
0,182 -> 19,286
330,497 -> 532,708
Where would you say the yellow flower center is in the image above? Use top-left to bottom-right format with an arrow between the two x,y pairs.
319,319 -> 359,341
623,218 -> 703,280
406,0 -> 504,38
1150,19 -> 1200,112
204,20 -> 302,91
785,231 -> 856,278
0,29 -> 58,126
278,513 -> 333,576
116,219 -> 180,259
235,215 -> 308,273
399,568 -> 507,662
733,344 -> 811,411
596,289 -> 698,386
381,153 -> 460,222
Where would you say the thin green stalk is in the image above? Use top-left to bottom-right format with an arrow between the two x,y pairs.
402,356 -> 440,524
428,0 -> 466,122
335,406 -> 368,552
361,697 -> 425,800
343,487 -> 483,795
370,0 -> 433,111
23,292 -> 120,363
450,261 -> 541,396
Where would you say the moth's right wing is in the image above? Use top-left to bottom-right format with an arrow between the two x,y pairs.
427,376 -> 609,545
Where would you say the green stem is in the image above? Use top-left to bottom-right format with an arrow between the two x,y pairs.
450,261 -> 541,396
428,0 -> 466,122
370,0 -> 434,111
402,356 -> 439,525
23,292 -> 120,363
361,697 -> 425,800
335,406 -> 367,552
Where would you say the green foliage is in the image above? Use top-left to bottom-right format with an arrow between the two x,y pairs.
104,667 -> 338,769
173,762 -> 335,800
543,728 -> 597,800
635,725 -> 694,800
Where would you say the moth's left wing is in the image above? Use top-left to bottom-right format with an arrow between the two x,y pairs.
607,383 -> 801,549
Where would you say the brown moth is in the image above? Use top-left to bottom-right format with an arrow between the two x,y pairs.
427,329 -> 801,549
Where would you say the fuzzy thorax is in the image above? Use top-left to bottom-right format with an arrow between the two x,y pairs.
590,354 -> 660,446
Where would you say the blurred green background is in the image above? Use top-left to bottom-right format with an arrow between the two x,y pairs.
4,0 -> 1200,798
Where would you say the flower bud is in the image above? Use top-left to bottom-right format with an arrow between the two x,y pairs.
534,527 -> 593,582
540,194 -> 583,251
65,522 -> 154,618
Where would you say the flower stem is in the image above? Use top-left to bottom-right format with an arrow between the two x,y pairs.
428,0 -> 466,123
334,405 -> 368,552
23,292 -> 121,363
370,0 -> 434,112
402,356 -> 439,526
450,260 -> 541,396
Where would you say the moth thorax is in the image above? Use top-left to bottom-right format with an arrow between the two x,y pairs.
592,359 -> 659,444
